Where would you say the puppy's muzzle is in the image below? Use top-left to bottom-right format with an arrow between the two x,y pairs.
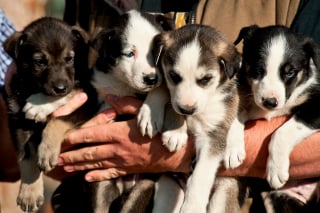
53,83 -> 68,95
178,105 -> 196,115
262,97 -> 278,109
143,74 -> 158,86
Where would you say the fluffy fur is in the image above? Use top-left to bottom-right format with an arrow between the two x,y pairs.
81,9 -> 180,213
154,24 -> 246,213
230,25 -> 320,211
3,17 -> 98,212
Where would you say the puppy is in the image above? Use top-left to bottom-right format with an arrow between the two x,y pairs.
86,9 -> 182,213
154,24 -> 246,213
3,17 -> 97,212
232,25 -> 320,188
228,25 -> 320,211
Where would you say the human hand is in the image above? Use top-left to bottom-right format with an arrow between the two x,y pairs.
58,95 -> 195,182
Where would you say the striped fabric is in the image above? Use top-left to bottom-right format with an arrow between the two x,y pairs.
0,9 -> 15,88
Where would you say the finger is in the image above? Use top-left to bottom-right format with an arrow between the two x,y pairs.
59,143 -> 115,164
62,160 -> 117,173
52,92 -> 88,117
85,168 -> 127,182
106,95 -> 142,115
63,125 -> 115,147
80,109 -> 117,128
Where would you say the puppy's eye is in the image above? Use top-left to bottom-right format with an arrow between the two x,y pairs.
168,70 -> 182,84
65,56 -> 74,65
285,69 -> 297,79
124,51 -> 135,58
34,58 -> 47,66
197,75 -> 212,86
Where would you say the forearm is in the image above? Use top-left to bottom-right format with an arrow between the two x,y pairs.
220,116 -> 320,179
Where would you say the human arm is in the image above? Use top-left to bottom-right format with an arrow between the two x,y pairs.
57,95 -> 320,182
219,117 -> 320,180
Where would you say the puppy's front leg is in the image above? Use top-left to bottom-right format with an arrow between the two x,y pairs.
180,141 -> 223,213
224,117 -> 246,169
17,143 -> 44,212
137,84 -> 169,138
267,117 -> 317,189
23,91 -> 77,122
161,104 -> 188,152
38,118 -> 73,172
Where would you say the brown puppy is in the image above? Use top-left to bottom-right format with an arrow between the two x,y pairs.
3,17 -> 98,212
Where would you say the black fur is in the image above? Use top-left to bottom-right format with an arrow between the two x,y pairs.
235,25 -> 320,128
235,25 -> 320,212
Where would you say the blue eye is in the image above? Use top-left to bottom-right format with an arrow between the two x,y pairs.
125,51 -> 135,58
286,69 -> 296,78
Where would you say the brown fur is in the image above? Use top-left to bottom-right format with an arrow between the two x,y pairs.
3,17 -> 98,212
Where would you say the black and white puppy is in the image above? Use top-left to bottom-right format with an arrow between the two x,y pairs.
231,25 -> 320,190
154,24 -> 246,213
90,9 -> 173,137
87,9 -> 183,213
3,17 -> 97,212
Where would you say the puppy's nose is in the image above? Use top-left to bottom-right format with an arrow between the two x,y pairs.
143,74 -> 158,86
262,97 -> 278,109
178,105 -> 196,115
53,84 -> 67,95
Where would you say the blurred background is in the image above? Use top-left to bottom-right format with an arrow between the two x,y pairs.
0,0 -> 65,30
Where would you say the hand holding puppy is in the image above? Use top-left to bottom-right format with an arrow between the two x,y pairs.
56,94 -> 195,182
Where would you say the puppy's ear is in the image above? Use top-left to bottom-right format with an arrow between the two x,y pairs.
219,45 -> 242,79
152,32 -> 172,66
89,28 -> 122,69
234,25 -> 259,45
3,32 -> 25,59
90,29 -> 118,51
152,34 -> 165,66
72,26 -> 89,44
154,14 -> 174,31
303,38 -> 320,69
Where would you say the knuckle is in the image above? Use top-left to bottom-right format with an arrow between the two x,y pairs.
83,149 -> 94,160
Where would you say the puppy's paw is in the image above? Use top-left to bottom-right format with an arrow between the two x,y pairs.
23,102 -> 54,122
224,142 -> 246,169
161,129 -> 188,152
38,141 -> 60,172
17,182 -> 44,212
266,157 -> 290,189
137,103 -> 164,138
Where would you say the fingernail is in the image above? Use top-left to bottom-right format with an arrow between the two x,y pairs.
64,165 -> 74,172
57,157 -> 64,166
79,93 -> 87,101
85,176 -> 93,182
